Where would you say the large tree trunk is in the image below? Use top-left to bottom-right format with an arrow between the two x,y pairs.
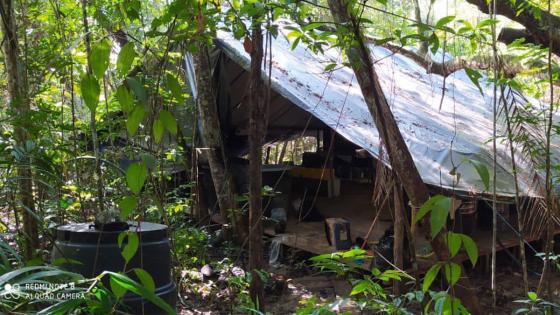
247,24 -> 266,309
326,0 -> 482,313
466,0 -> 560,56
192,41 -> 247,240
0,0 -> 39,259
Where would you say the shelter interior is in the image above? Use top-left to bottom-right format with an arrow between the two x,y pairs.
199,50 -> 549,272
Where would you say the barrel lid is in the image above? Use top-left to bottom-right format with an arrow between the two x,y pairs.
55,221 -> 168,243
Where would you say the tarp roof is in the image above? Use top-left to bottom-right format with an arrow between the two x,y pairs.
209,21 -> 558,197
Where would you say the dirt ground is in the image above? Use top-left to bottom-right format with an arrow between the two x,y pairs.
180,246 -> 560,314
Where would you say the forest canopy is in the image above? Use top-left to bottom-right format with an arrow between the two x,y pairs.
0,0 -> 558,313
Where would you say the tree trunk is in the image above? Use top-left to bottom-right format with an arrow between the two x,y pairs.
192,41 -> 247,240
80,0 -> 105,216
412,0 -> 428,56
248,23 -> 266,309
0,0 -> 39,259
277,141 -> 288,164
466,0 -> 560,56
393,184 -> 404,295
326,0 -> 481,313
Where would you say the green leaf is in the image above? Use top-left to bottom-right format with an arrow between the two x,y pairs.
415,194 -> 447,223
324,63 -> 337,72
435,16 -> 455,29
470,160 -> 490,191
118,196 -> 138,220
118,231 -> 139,264
476,18 -> 498,29
141,153 -> 156,170
90,40 -> 111,79
446,232 -> 462,258
101,271 -> 176,314
460,234 -> 478,266
126,162 -> 148,194
0,266 -> 49,286
465,67 -> 484,95
442,296 -> 465,315
527,291 -> 537,301
126,105 -> 146,136
430,196 -> 451,238
153,118 -> 164,143
51,257 -> 83,266
80,74 -> 100,112
159,110 -> 177,135
110,274 -> 127,298
350,279 -> 369,296
116,85 -> 134,114
422,263 -> 441,292
378,269 -> 406,281
133,268 -> 156,293
37,299 -> 85,315
165,73 -> 184,103
126,77 -> 147,105
429,32 -> 439,55
117,42 -> 137,77
443,262 -> 461,286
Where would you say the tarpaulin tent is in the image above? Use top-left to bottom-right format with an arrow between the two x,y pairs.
186,20 -> 559,198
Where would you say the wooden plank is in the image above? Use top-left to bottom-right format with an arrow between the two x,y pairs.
269,218 -> 560,274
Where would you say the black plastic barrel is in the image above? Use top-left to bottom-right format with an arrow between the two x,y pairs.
52,222 -> 176,314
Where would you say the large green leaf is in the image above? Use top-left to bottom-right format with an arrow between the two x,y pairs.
126,105 -> 146,136
101,271 -> 176,314
118,196 -> 138,220
118,231 -> 139,264
37,299 -> 85,315
117,42 -> 137,77
90,40 -> 111,79
422,263 -> 441,292
446,232 -> 462,258
126,162 -> 148,194
460,234 -> 478,266
165,73 -> 185,103
430,196 -> 451,238
435,16 -> 455,29
465,67 -> 484,95
133,268 -> 155,293
0,266 -> 50,286
350,279 -> 371,296
80,74 -> 100,112
470,160 -> 490,191
153,117 -> 164,143
110,274 -> 127,299
159,110 -> 177,135
415,194 -> 446,223
126,77 -> 147,105
116,85 -> 134,114
443,262 -> 461,286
